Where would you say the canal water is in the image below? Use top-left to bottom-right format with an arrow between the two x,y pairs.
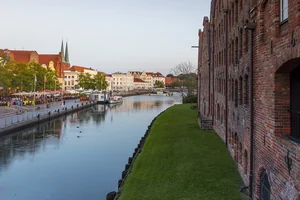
0,94 -> 181,200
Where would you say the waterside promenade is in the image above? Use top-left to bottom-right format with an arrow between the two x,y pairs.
115,104 -> 245,200
0,99 -> 95,135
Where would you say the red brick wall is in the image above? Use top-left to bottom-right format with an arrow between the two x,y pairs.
199,0 -> 300,199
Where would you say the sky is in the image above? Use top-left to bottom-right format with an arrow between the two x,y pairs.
0,0 -> 210,76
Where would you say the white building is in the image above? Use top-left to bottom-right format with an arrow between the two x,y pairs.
63,66 -> 108,90
104,74 -> 112,91
151,72 -> 165,87
111,72 -> 134,91
133,78 -> 147,89
128,71 -> 165,89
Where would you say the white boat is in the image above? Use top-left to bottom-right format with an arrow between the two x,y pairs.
156,91 -> 164,94
90,91 -> 108,104
108,96 -> 123,104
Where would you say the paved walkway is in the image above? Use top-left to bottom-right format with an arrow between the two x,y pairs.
0,99 -> 83,129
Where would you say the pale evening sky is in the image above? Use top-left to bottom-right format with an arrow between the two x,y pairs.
0,0 -> 210,76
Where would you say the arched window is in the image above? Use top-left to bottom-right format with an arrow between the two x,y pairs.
239,76 -> 243,105
235,37 -> 238,64
217,104 -> 220,121
234,133 -> 238,161
240,29 -> 243,58
231,40 -> 234,64
235,80 -> 238,107
229,80 -> 232,100
220,106 -> 223,124
245,30 -> 249,53
244,74 -> 249,105
239,142 -> 242,164
244,150 -> 248,174
260,170 -> 271,200
231,79 -> 234,100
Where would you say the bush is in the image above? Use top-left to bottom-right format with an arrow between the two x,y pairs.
182,94 -> 197,103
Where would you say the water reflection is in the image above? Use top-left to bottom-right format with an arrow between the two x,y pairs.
0,94 -> 181,200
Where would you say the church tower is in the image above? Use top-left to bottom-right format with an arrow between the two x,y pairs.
60,40 -> 65,62
65,42 -> 69,63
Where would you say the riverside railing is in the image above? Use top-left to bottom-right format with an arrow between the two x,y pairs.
0,101 -> 95,130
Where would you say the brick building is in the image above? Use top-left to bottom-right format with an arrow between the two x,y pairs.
198,0 -> 300,199
0,41 -> 71,85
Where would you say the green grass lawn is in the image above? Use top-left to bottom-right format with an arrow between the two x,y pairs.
119,104 -> 244,200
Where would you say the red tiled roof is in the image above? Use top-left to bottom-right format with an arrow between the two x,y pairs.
165,77 -> 178,86
152,72 -> 164,77
39,54 -> 59,66
69,65 -> 92,72
0,49 -> 38,63
134,78 -> 145,83
146,72 -> 153,76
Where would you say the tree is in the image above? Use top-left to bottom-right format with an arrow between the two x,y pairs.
170,81 -> 182,88
166,74 -> 175,78
94,73 -> 108,91
77,73 -> 108,90
77,73 -> 94,90
170,61 -> 197,96
154,80 -> 164,88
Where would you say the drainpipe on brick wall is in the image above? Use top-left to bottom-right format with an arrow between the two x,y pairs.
224,9 -> 229,148
211,24 -> 215,124
244,19 -> 256,200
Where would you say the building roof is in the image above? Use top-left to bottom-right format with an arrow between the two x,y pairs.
152,72 -> 164,77
134,78 -> 145,83
39,54 -> 59,65
69,65 -> 93,72
165,77 -> 178,86
0,49 -> 38,63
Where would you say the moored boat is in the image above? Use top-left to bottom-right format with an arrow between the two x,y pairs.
108,96 -> 123,104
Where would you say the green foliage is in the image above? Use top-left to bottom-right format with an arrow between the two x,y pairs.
154,80 -> 164,88
0,56 -> 61,94
119,104 -> 244,200
182,94 -> 197,103
77,73 -> 108,90
170,62 -> 197,95
94,73 -> 108,91
166,74 -> 174,77
170,81 -> 181,88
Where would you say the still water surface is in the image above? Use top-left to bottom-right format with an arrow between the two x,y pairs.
0,94 -> 181,200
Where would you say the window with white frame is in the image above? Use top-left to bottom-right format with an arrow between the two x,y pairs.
280,0 -> 288,22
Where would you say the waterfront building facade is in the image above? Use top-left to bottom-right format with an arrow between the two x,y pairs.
111,72 -> 134,91
0,41 -> 71,86
198,0 -> 300,199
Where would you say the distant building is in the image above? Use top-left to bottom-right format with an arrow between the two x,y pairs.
133,78 -> 147,89
0,40 -> 71,86
165,77 -> 178,87
128,71 -> 165,89
111,72 -> 134,91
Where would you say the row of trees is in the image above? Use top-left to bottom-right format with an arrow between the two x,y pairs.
77,73 -> 108,91
0,55 -> 61,95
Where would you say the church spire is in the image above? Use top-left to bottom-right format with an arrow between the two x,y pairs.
65,42 -> 69,63
60,40 -> 65,62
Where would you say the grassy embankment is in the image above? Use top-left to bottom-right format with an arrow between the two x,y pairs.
119,104 -> 244,200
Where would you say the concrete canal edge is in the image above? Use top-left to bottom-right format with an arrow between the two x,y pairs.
0,101 -> 97,136
105,105 -> 175,200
